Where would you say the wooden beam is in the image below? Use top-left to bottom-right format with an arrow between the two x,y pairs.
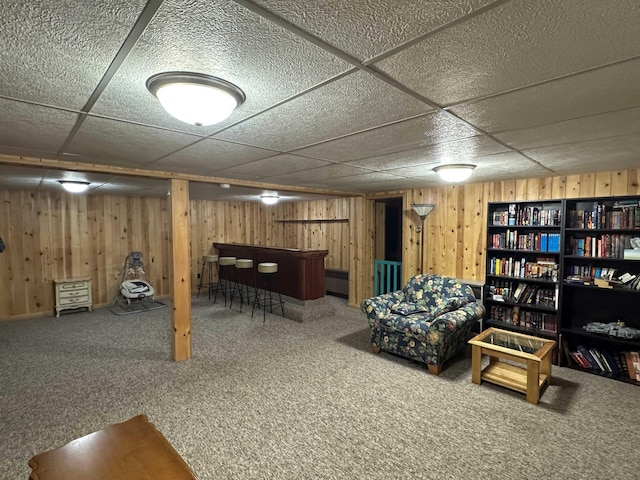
0,153 -> 359,198
169,179 -> 191,361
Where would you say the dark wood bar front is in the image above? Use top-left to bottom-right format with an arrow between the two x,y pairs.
213,243 -> 328,301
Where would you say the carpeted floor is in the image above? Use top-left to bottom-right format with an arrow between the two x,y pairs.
1,295 -> 638,479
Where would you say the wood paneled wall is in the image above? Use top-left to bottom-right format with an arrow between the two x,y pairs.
2,168 -> 638,319
0,191 -> 171,319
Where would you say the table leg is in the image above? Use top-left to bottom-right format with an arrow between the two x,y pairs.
541,352 -> 552,383
471,345 -> 482,384
526,360 -> 540,404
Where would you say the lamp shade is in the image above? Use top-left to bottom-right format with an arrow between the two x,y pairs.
411,203 -> 435,220
147,72 -> 245,126
433,164 -> 476,183
260,194 -> 279,205
59,180 -> 90,193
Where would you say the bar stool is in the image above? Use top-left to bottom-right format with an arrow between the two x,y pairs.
196,254 -> 219,300
252,262 -> 285,322
218,256 -> 237,306
230,258 -> 254,311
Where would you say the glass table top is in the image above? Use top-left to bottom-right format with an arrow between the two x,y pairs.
476,329 -> 547,354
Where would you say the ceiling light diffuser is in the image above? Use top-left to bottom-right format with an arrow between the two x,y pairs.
433,164 -> 476,183
146,72 -> 246,126
260,193 -> 279,205
59,180 -> 90,193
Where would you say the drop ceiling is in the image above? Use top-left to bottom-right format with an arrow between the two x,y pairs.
0,0 -> 639,201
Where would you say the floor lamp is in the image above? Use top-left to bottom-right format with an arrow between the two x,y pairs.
411,203 -> 435,273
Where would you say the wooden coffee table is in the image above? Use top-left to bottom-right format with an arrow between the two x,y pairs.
28,414 -> 197,479
468,327 -> 556,404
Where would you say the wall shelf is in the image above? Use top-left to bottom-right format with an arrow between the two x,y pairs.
275,219 -> 348,224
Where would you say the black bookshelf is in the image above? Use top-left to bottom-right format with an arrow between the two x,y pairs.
560,196 -> 640,384
485,200 -> 563,343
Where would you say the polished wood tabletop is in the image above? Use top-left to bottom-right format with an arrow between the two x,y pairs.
28,414 -> 197,479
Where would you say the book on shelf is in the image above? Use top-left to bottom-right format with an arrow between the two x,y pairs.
569,346 -> 640,380
625,352 -> 640,381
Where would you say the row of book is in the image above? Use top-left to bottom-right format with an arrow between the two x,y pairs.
566,345 -> 640,381
489,305 -> 558,333
567,234 -> 636,258
488,256 -> 559,281
568,202 -> 640,229
489,230 -> 561,252
492,205 -> 562,227
488,280 -> 557,307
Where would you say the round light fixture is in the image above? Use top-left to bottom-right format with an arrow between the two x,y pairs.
260,193 -> 279,205
146,72 -> 246,126
432,164 -> 476,183
59,180 -> 90,193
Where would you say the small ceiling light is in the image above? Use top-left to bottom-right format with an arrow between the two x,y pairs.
433,164 -> 476,183
220,183 -> 231,189
146,72 -> 246,126
260,193 -> 279,205
59,180 -> 90,193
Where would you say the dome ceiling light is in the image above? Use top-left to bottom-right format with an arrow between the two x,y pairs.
260,193 -> 279,205
146,72 -> 246,126
433,164 -> 476,183
59,180 -> 90,193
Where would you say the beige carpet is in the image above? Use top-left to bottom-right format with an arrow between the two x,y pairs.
1,295 -> 638,479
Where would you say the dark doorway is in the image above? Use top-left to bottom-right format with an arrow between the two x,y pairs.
384,198 -> 402,262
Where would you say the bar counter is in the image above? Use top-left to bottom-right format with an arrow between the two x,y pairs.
213,243 -> 328,301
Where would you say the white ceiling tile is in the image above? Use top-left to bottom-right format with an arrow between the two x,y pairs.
0,99 -> 77,156
451,59 -> 640,133
345,136 -> 509,171
0,1 -> 147,108
218,154 -> 333,178
151,138 -> 278,175
91,0 -> 352,132
524,133 -> 640,174
253,0 -> 495,61
375,0 -> 640,105
215,70 -> 431,151
310,171 -> 403,186
264,163 -> 372,184
346,177 -> 441,192
495,108 -> 640,150
292,112 -> 477,162
65,116 -> 200,168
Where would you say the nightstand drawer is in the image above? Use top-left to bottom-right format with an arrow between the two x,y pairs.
58,282 -> 89,291
58,295 -> 90,306
58,288 -> 89,299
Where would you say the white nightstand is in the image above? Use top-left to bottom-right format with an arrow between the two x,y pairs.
54,277 -> 93,317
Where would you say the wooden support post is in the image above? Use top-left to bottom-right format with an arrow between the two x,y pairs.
169,179 -> 191,361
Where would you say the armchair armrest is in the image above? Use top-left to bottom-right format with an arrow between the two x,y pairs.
360,291 -> 404,319
427,302 -> 485,345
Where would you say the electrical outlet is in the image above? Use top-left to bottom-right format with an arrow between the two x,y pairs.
197,273 -> 201,279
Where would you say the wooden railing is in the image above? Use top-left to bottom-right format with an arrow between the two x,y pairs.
374,260 -> 402,296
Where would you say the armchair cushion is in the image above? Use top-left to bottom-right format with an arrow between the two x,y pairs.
390,302 -> 431,316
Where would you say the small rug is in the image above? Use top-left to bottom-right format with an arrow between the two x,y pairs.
107,299 -> 167,316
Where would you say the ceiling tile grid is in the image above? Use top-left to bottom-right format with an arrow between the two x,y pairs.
0,99 -> 78,157
0,0 -> 639,200
374,0 -> 640,106
90,0 -> 354,133
214,70 -> 432,151
251,0 -> 497,61
0,1 -> 148,108
65,117 -> 202,168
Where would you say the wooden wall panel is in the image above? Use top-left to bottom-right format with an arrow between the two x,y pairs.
0,191 -> 171,320
3,167 -> 640,320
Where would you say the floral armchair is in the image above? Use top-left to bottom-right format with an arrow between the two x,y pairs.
361,274 -> 485,375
